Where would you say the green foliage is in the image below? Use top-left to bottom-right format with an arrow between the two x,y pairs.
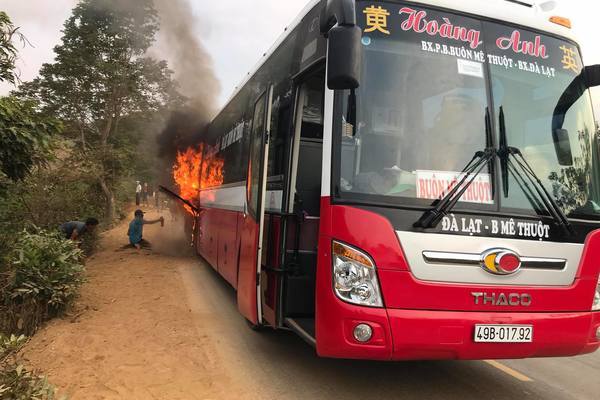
0,334 -> 59,400
0,334 -> 26,362
0,11 -> 25,85
0,230 -> 84,336
0,97 -> 61,184
19,0 -> 181,222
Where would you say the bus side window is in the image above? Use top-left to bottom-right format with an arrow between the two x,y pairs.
294,72 -> 325,216
268,93 -> 291,180
248,92 -> 267,217
301,77 -> 324,140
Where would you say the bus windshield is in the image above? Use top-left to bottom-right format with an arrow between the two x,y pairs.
336,1 -> 600,219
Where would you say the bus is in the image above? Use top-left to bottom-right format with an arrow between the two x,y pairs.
183,0 -> 600,360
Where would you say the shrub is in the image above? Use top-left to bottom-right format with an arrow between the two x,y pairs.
0,230 -> 84,336
0,334 -> 58,399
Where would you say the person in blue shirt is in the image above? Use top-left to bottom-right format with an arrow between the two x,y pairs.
60,218 -> 99,241
128,210 -> 164,249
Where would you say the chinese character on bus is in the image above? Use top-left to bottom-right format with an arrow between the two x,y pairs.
363,5 -> 391,35
560,45 -> 579,73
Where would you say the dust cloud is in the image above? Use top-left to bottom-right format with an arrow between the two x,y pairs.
150,210 -> 196,257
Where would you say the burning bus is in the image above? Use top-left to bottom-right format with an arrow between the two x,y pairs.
173,0 -> 600,360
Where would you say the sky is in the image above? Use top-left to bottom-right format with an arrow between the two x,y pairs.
1,0 -> 599,113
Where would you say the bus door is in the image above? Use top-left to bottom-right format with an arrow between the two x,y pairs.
281,70 -> 325,342
237,86 -> 273,326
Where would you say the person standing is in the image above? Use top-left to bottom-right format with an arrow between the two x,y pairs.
135,181 -> 142,206
143,183 -> 149,206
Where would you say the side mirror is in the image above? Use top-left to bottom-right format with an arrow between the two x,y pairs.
552,128 -> 574,166
320,0 -> 362,90
552,64 -> 600,151
584,64 -> 600,88
327,25 -> 362,90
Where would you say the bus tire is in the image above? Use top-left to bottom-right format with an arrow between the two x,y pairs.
246,319 -> 263,332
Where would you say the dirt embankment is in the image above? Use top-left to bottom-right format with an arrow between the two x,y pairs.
22,209 -> 259,400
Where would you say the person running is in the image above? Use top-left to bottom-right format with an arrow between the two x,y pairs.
60,218 -> 99,241
127,209 -> 164,250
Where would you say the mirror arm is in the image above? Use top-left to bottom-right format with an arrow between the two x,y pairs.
551,72 -> 586,132
552,65 -> 600,131
320,0 -> 358,36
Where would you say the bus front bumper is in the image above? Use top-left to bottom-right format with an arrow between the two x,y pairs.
316,308 -> 600,361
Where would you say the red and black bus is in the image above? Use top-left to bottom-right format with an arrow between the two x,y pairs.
182,0 -> 600,360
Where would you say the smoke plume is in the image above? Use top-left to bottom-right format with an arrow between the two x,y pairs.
150,0 -> 222,184
153,0 -> 221,116
88,0 -> 221,186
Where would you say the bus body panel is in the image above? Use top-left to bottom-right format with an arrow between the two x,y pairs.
316,199 -> 600,360
379,270 -> 599,313
386,309 -> 600,361
325,204 -> 600,312
198,208 -> 219,269
217,209 -> 241,289
237,214 -> 260,325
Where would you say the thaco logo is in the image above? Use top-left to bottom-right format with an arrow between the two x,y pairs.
480,249 -> 522,276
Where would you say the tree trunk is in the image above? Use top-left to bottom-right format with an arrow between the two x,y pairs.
101,114 -> 114,146
77,120 -> 86,150
99,175 -> 115,223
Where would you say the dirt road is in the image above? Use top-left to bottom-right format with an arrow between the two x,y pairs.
22,210 -> 600,400
23,211 -> 261,400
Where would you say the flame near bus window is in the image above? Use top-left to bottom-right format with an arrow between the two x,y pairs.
173,144 -> 224,212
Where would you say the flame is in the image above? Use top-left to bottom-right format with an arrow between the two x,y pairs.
173,144 -> 224,214
201,146 -> 225,191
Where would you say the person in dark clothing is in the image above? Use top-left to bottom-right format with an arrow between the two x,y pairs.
142,183 -> 149,206
128,210 -> 164,250
60,218 -> 99,241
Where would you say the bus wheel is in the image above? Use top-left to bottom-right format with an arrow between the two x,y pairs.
245,319 -> 263,332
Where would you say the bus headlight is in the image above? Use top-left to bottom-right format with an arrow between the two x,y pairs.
332,241 -> 383,308
593,279 -> 600,311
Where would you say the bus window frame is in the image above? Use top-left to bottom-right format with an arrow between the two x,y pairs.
247,90 -> 269,219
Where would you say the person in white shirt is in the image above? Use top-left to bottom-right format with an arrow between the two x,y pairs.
135,181 -> 142,206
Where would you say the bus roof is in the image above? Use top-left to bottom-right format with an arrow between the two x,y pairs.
224,0 -> 322,105
408,0 -> 576,40
221,0 -> 578,117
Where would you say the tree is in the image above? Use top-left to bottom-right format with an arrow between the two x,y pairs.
0,11 -> 25,85
21,0 -> 180,221
0,97 -> 61,186
0,12 -> 59,187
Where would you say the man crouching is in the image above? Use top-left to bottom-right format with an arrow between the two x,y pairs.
128,209 -> 164,250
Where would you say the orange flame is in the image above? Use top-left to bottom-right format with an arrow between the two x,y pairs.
173,144 -> 224,214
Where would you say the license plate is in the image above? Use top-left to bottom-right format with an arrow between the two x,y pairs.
474,325 -> 533,343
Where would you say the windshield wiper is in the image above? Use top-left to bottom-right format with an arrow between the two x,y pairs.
498,107 -> 574,235
414,148 -> 496,229
501,146 -> 574,235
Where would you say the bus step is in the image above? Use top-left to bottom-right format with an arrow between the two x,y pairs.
284,317 -> 316,347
